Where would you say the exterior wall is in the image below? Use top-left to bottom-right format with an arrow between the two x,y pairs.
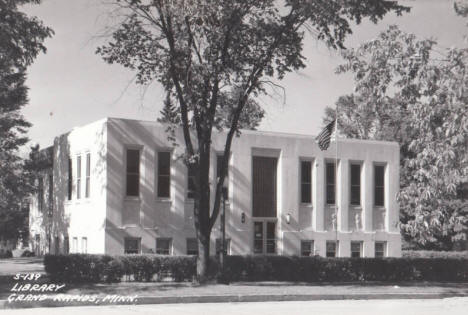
29,120 -> 108,255
104,118 -> 401,257
30,117 -> 401,257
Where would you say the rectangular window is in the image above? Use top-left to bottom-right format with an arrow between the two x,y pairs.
351,241 -> 362,258
326,162 -> 336,205
38,177 -> 44,212
326,241 -> 338,257
85,153 -> 90,198
72,237 -> 78,253
126,149 -> 140,197
157,152 -> 171,198
156,238 -> 172,255
68,158 -> 72,200
301,161 -> 312,204
124,238 -> 141,254
186,238 -> 198,255
252,156 -> 277,217
375,241 -> 386,258
301,240 -> 314,256
81,237 -> 87,253
374,165 -> 385,206
54,236 -> 59,254
216,154 -> 229,197
350,164 -> 361,206
76,155 -> 81,199
215,238 -> 231,255
48,174 -> 53,207
187,166 -> 195,199
64,237 -> 69,254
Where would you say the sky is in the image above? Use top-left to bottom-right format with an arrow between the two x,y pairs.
21,0 -> 467,148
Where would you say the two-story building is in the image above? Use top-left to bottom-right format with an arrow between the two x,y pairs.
29,117 -> 401,257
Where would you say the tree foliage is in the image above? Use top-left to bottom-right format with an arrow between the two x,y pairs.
324,25 -> 468,249
0,0 -> 53,242
97,0 -> 409,280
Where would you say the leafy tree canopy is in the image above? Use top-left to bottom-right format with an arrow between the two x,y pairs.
0,0 -> 53,242
324,25 -> 468,249
97,0 -> 409,280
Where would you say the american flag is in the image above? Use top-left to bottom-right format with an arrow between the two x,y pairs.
316,119 -> 335,151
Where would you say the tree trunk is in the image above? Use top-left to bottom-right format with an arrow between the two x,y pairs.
196,230 -> 210,283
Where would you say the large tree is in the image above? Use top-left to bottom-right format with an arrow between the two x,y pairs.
323,25 -> 468,249
97,0 -> 409,280
0,0 -> 53,243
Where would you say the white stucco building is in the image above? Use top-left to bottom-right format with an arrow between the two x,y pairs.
29,117 -> 401,257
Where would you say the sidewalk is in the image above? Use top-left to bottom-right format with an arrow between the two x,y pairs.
2,280 -> 468,309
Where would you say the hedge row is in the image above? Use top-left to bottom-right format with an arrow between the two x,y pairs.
44,254 -> 197,283
44,254 -> 468,284
402,250 -> 468,259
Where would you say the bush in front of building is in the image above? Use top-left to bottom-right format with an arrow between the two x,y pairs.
402,250 -> 468,259
44,254 -> 197,283
44,254 -> 468,284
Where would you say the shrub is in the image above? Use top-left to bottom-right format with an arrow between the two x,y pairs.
403,250 -> 468,259
44,254 -> 468,284
20,250 -> 35,257
0,250 -> 12,258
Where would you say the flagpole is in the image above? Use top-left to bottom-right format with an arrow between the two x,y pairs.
335,106 -> 338,250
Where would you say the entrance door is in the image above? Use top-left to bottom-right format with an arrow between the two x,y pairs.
254,221 -> 276,254
252,156 -> 277,254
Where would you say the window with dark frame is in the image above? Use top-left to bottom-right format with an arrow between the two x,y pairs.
351,241 -> 362,258
215,238 -> 231,255
326,241 -> 338,257
48,174 -> 53,216
76,155 -> 81,199
85,153 -> 90,198
64,236 -> 69,254
38,177 -> 44,212
350,164 -> 361,206
326,162 -> 336,205
156,238 -> 172,255
68,158 -> 72,200
186,238 -> 198,255
124,238 -> 140,254
374,165 -> 385,206
157,152 -> 171,198
187,166 -> 195,199
301,160 -> 312,204
301,240 -> 314,256
375,241 -> 386,258
126,149 -> 140,197
216,154 -> 228,196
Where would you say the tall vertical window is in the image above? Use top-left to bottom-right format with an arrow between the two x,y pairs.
326,162 -> 336,205
126,149 -> 140,197
186,238 -> 198,255
157,152 -> 171,198
187,166 -> 195,199
85,153 -> 90,198
38,177 -> 44,212
350,164 -> 361,205
216,154 -> 229,196
68,158 -> 72,200
374,165 -> 385,206
351,241 -> 362,258
64,236 -> 69,254
48,174 -> 53,216
72,237 -> 78,253
375,241 -> 386,258
81,237 -> 87,253
301,161 -> 312,204
326,241 -> 338,257
76,155 -> 81,199
301,240 -> 314,256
